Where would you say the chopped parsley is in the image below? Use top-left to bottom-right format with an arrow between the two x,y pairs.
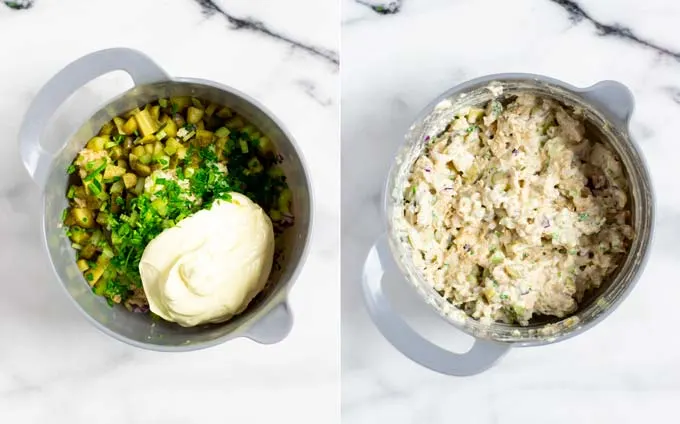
83,162 -> 107,181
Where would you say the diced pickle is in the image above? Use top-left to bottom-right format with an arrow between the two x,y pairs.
113,117 -> 126,134
490,251 -> 505,265
195,129 -> 213,147
139,154 -> 152,165
257,136 -> 272,154
110,180 -> 125,194
110,146 -> 123,160
151,198 -> 168,217
278,188 -> 292,214
152,142 -> 164,156
269,209 -> 282,221
99,121 -> 114,136
216,106 -> 233,118
96,212 -> 109,226
150,105 -> 161,121
467,107 -> 484,123
84,255 -> 109,286
176,145 -> 187,160
163,118 -> 178,138
69,227 -> 91,244
86,136 -> 108,151
123,117 -> 138,135
134,109 -> 159,136
170,96 -> 191,111
76,259 -> 89,272
483,287 -> 496,302
79,244 -> 97,260
122,173 -> 137,189
132,162 -> 151,177
226,117 -> 244,129
191,97 -> 204,109
205,103 -> 218,117
505,265 -> 522,279
72,208 -> 95,228
138,134 -> 157,145
103,164 -> 126,180
214,127 -> 230,138
187,106 -> 204,125
247,157 -> 263,174
93,280 -> 107,296
164,137 -> 181,155
268,166 -> 284,178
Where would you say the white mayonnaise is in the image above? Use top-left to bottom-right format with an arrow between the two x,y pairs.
139,193 -> 275,327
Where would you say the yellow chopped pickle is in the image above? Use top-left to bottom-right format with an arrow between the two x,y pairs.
62,97 -> 295,312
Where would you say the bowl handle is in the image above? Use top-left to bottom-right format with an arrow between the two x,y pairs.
18,47 -> 169,190
362,234 -> 510,376
243,301 -> 294,345
579,80 -> 635,126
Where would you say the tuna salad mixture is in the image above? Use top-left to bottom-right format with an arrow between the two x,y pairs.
400,94 -> 633,325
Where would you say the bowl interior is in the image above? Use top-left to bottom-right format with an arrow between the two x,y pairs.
42,79 -> 312,350
386,76 -> 654,345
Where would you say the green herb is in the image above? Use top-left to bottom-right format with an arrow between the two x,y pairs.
112,134 -> 126,144
579,213 -> 589,221
84,162 -> 107,181
158,99 -> 168,108
86,273 -> 93,281
61,209 -> 68,222
67,164 -> 77,174
88,181 -> 102,196
67,186 -> 76,199
500,293 -> 509,300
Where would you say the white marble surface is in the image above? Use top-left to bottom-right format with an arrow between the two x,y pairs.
0,0 -> 338,422
342,0 -> 680,422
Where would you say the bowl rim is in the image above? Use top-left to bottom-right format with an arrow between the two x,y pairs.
382,72 -> 655,347
40,76 -> 315,352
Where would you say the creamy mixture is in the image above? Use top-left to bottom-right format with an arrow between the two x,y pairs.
400,94 -> 633,325
140,193 -> 275,327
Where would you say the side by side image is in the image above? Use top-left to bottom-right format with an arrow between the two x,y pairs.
1,1 -> 679,423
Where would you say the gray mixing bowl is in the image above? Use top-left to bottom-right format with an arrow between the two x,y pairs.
362,74 -> 654,375
19,48 -> 313,351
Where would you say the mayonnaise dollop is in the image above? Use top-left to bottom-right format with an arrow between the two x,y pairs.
139,193 -> 275,327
